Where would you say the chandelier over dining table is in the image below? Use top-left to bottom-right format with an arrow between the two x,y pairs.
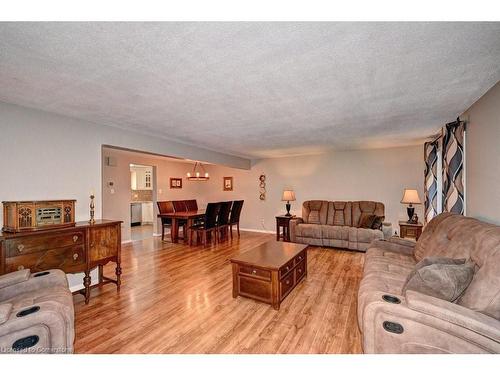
187,161 -> 209,181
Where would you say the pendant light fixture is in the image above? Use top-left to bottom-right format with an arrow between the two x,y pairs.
187,162 -> 209,181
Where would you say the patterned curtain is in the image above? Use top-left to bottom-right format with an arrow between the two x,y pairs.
424,138 -> 439,223
442,119 -> 466,215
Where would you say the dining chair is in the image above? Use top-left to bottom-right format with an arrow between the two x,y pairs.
228,200 -> 244,238
185,199 -> 198,211
216,201 -> 233,242
189,202 -> 220,246
157,201 -> 174,241
171,200 -> 188,240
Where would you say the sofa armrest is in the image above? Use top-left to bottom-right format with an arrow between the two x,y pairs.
0,269 -> 68,301
0,303 -> 12,325
361,290 -> 500,353
0,269 -> 30,289
289,218 -> 303,243
405,291 -> 500,343
389,236 -> 417,248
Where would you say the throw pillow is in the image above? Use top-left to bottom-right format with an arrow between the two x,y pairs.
403,257 -> 475,302
359,214 -> 377,228
371,215 -> 385,230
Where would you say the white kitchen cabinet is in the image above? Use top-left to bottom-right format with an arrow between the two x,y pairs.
141,202 -> 154,224
130,166 -> 153,190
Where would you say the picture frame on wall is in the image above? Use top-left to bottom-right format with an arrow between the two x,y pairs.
223,176 -> 233,191
170,177 -> 182,189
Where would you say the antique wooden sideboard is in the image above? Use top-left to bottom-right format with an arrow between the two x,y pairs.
0,219 -> 122,304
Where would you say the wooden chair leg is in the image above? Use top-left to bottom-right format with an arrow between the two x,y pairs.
162,225 -> 165,241
237,222 -> 240,237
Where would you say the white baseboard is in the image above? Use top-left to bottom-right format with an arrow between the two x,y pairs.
239,227 -> 275,234
121,239 -> 133,244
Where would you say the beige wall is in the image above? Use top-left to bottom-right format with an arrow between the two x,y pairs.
463,81 -> 500,225
200,146 -> 424,233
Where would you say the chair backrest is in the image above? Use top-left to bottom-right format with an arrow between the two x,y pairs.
217,201 -> 232,226
172,200 -> 187,212
204,202 -> 221,229
185,199 -> 198,211
157,201 -> 174,214
229,200 -> 244,224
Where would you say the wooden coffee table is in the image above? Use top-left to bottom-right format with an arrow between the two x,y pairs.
230,241 -> 308,310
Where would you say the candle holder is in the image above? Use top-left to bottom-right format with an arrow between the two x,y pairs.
89,194 -> 95,224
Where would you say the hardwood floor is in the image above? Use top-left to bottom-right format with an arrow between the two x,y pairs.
73,231 -> 364,353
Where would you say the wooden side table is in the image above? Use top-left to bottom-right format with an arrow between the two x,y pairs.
399,221 -> 423,240
276,215 -> 295,242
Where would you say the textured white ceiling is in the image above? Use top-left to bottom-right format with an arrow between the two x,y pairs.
1,22 -> 499,159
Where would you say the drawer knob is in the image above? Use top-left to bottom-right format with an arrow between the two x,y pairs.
286,280 -> 290,285
17,244 -> 25,252
18,265 -> 24,270
252,270 -> 257,274
73,253 -> 79,260
285,266 -> 290,271
73,235 -> 79,242
298,256 -> 302,261
298,269 -> 302,273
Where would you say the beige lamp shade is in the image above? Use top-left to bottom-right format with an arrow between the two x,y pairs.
401,189 -> 422,204
281,190 -> 296,201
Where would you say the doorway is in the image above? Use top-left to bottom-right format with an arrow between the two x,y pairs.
130,164 -> 155,241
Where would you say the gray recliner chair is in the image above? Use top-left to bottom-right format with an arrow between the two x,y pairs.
0,269 -> 74,354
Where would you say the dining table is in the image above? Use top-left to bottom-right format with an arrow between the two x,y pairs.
157,210 -> 205,243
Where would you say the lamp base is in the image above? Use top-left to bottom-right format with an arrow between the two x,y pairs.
285,202 -> 291,216
406,206 -> 415,223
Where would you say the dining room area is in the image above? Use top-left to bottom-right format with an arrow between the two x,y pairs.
157,199 -> 244,245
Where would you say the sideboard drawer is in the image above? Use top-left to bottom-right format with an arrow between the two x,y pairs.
5,244 -> 86,274
5,230 -> 85,257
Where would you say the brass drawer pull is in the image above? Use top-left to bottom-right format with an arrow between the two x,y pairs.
73,253 -> 79,260
285,280 -> 290,285
298,269 -> 302,273
285,266 -> 290,271
18,265 -> 24,270
252,270 -> 257,274
297,256 -> 302,261
73,235 -> 79,243
17,244 -> 25,253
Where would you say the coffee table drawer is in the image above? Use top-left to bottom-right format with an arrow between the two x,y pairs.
295,260 -> 306,282
294,251 -> 306,265
280,271 -> 295,300
239,265 -> 271,280
279,259 -> 294,279
239,276 -> 272,302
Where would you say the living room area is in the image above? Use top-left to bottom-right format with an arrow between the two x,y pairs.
1,2 -> 500,371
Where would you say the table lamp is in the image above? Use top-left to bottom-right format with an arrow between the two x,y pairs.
282,190 -> 296,216
401,189 -> 421,223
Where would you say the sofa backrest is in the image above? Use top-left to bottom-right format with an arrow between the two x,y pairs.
326,201 -> 352,226
416,212 -> 500,320
301,200 -> 384,227
351,201 -> 385,228
302,200 -> 328,224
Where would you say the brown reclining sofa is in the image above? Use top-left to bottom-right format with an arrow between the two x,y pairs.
290,200 -> 392,251
359,212 -> 500,353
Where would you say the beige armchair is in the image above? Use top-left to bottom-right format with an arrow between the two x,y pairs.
0,269 -> 74,354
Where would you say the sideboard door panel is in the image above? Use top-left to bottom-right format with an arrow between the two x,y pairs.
89,225 -> 119,263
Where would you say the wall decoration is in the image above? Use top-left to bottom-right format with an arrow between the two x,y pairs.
223,176 -> 233,191
259,174 -> 266,200
170,177 -> 182,189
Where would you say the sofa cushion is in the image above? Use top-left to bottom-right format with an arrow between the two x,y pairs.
302,200 -> 328,224
352,201 -> 385,228
294,223 -> 322,238
326,201 -> 352,226
321,225 -> 349,240
349,227 -> 384,244
403,258 -> 474,302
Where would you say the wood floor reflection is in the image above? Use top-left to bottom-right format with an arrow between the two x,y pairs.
73,231 -> 364,353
